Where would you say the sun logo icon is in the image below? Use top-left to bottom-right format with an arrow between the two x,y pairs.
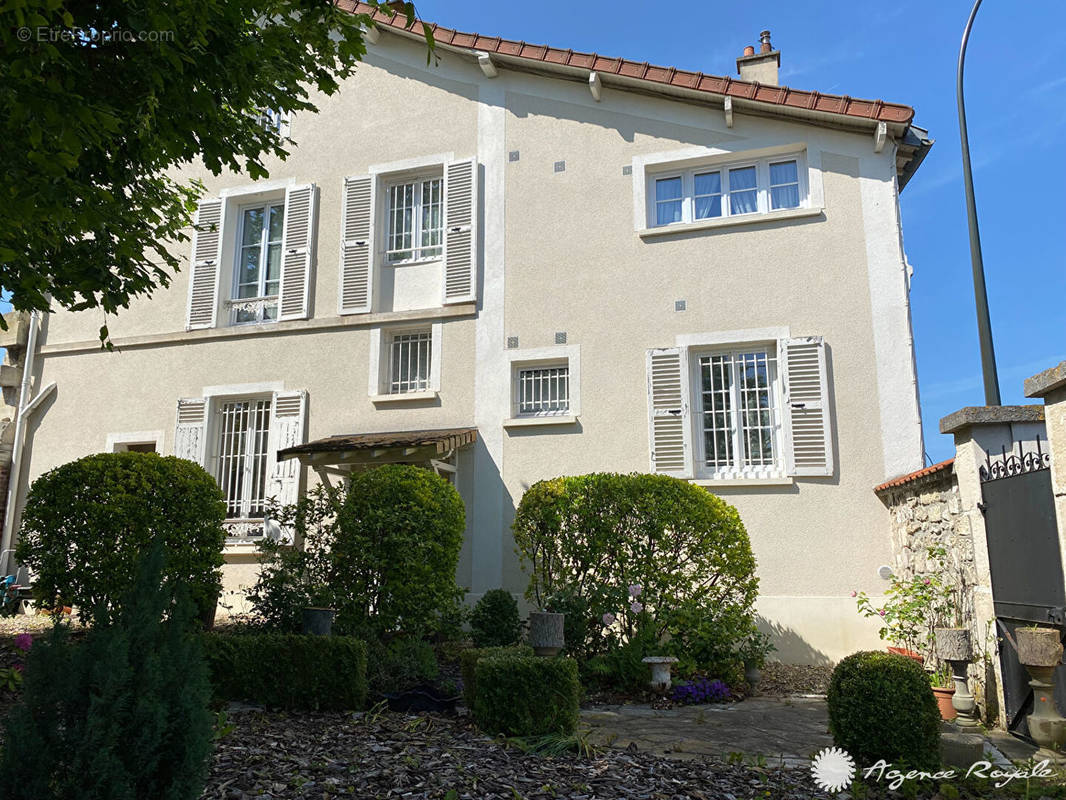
810,746 -> 856,793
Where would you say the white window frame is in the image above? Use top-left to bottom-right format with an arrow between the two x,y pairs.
505,345 -> 581,428
106,430 -> 164,453
690,346 -> 784,480
382,173 -> 444,266
256,108 -> 290,139
229,199 -> 285,325
368,322 -> 443,402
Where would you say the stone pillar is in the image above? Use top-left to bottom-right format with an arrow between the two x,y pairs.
1025,362 -> 1066,593
0,311 -> 30,572
939,405 -> 1047,730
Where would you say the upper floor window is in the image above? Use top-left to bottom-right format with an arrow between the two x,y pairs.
389,329 -> 432,394
257,108 -> 289,138
385,176 -> 443,264
649,154 -> 806,228
215,398 -> 272,519
698,350 -> 778,473
232,202 -> 285,324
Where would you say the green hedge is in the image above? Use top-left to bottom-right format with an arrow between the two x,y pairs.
827,651 -> 941,770
459,644 -> 533,708
202,633 -> 367,711
474,655 -> 580,737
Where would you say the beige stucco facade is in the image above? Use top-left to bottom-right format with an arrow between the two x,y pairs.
14,31 -> 927,663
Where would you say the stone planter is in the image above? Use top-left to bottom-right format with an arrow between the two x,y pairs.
527,611 -> 565,657
932,685 -> 957,721
301,607 -> 336,636
744,660 -> 762,690
642,656 -> 679,690
935,628 -> 973,662
1016,627 -> 1064,668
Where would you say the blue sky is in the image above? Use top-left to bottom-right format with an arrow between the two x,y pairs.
415,0 -> 1066,463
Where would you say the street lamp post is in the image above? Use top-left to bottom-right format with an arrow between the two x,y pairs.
957,0 -> 1001,406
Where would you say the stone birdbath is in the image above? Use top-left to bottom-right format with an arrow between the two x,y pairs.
935,627 -> 977,728
642,656 -> 679,690
1016,626 -> 1066,750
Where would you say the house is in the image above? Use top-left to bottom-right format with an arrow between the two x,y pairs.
1,6 -> 932,663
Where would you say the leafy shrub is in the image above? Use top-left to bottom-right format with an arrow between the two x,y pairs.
366,636 -> 439,696
827,651 -> 941,770
671,677 -> 730,705
0,542 -> 213,800
249,466 -> 466,639
470,589 -> 521,648
459,644 -> 533,708
513,473 -> 759,679
201,632 -> 367,711
16,452 -> 225,624
474,655 -> 581,737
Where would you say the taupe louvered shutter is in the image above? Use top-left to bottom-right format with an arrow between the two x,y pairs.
266,390 -> 307,514
339,175 -> 374,314
278,183 -> 316,321
174,398 -> 207,465
780,336 -> 833,476
646,347 -> 692,476
443,158 -> 477,303
186,198 -> 224,330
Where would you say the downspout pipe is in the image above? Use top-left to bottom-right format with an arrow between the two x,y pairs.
0,311 -> 46,575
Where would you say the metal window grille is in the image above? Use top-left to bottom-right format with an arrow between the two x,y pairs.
699,350 -> 777,470
216,399 -> 272,519
517,366 -> 569,415
389,331 -> 432,394
386,177 -> 442,262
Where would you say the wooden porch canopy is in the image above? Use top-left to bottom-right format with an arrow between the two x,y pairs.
278,427 -> 477,471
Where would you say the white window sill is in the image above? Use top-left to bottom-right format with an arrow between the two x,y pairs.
370,390 -> 439,404
691,476 -> 794,487
638,206 -> 824,238
504,415 -> 578,428
223,539 -> 263,555
383,256 -> 443,268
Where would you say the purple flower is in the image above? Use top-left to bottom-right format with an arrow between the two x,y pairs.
601,612 -> 616,626
628,584 -> 642,598
14,634 -> 32,653
924,578 -> 931,585
671,678 -> 730,705
630,601 -> 644,614
878,609 -> 887,617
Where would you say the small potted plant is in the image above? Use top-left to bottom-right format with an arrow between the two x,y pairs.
301,587 -> 336,637
929,663 -> 956,720
527,608 -> 565,656
739,630 -> 776,690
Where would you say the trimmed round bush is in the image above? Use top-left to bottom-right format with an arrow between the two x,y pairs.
474,655 -> 580,736
16,452 -> 226,623
827,651 -> 941,769
512,473 -> 758,676
470,589 -> 521,648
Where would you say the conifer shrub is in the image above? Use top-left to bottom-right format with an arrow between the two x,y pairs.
827,650 -> 941,769
473,655 -> 581,737
0,542 -> 213,800
459,644 -> 534,708
470,589 -> 521,648
16,452 -> 226,623
201,632 -> 367,711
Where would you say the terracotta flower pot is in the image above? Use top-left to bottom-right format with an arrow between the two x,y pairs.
1016,627 -> 1064,668
933,685 -> 957,721
887,646 -> 924,666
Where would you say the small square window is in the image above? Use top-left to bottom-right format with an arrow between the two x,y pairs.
517,365 -> 570,416
389,330 -> 432,394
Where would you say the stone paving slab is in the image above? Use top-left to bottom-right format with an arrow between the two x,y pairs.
581,696 -> 833,768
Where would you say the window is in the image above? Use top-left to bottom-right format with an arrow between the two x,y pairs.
215,399 -> 272,519
232,202 -> 284,323
257,108 -> 288,137
385,176 -> 443,263
389,330 -> 432,394
697,349 -> 779,473
517,365 -> 570,416
649,155 -> 805,227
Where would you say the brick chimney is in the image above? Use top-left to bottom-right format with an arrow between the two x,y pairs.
736,30 -> 780,85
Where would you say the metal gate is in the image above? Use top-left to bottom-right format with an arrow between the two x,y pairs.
980,438 -> 1066,736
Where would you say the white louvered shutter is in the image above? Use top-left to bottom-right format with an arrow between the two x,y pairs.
278,183 -> 316,321
266,390 -> 307,519
174,398 -> 207,465
443,158 -> 477,303
646,348 -> 692,477
780,337 -> 834,476
186,198 -> 224,329
339,175 -> 374,314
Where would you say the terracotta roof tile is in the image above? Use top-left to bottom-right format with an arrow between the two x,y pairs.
874,459 -> 955,494
342,2 -> 915,125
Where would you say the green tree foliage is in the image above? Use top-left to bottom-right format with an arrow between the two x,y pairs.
470,588 -> 521,648
512,473 -> 760,679
0,0 -> 429,328
249,465 -> 466,639
827,650 -> 942,770
16,452 -> 226,623
0,541 -> 214,800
